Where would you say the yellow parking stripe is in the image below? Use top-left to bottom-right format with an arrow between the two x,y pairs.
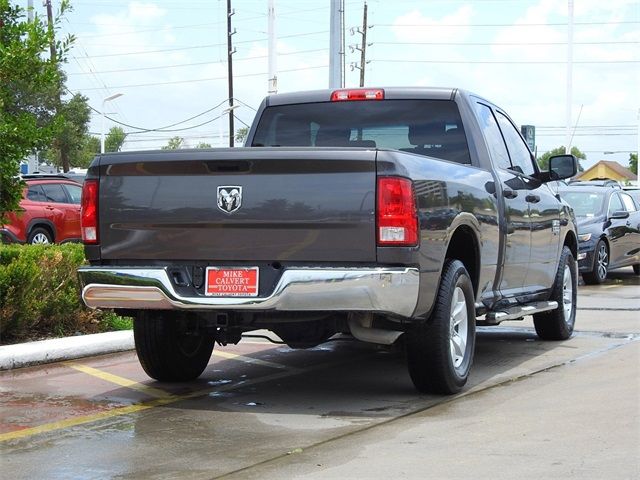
63,362 -> 171,399
0,368 -> 299,443
212,350 -> 296,371
0,403 -> 155,443
0,354 -> 371,443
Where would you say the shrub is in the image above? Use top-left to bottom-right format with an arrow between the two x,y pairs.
0,243 -> 130,343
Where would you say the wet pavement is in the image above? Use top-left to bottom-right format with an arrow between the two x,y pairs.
1,268 -> 638,479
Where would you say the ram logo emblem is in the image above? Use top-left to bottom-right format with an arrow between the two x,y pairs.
217,186 -> 243,214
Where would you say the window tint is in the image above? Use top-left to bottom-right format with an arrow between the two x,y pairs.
473,103 -> 511,170
620,193 -> 637,212
495,111 -> 535,176
41,184 -> 69,204
63,184 -> 82,204
252,100 -> 471,164
27,185 -> 47,202
608,193 -> 624,215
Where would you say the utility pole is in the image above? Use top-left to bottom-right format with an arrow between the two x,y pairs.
565,0 -> 574,154
227,0 -> 236,147
27,0 -> 33,21
44,0 -> 56,62
350,2 -> 370,87
359,3 -> 368,87
329,0 -> 342,88
267,0 -> 277,94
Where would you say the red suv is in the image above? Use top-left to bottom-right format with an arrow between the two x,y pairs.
1,175 -> 83,244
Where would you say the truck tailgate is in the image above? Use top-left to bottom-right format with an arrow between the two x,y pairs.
98,148 -> 377,262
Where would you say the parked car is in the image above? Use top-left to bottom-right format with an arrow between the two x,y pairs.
568,179 -> 621,188
0,175 -> 83,244
558,185 -> 640,283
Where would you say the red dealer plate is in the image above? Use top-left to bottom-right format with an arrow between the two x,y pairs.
205,267 -> 259,297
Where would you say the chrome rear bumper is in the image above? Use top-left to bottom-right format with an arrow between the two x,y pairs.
78,267 -> 420,318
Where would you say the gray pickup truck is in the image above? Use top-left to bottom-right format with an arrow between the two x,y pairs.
78,87 -> 578,394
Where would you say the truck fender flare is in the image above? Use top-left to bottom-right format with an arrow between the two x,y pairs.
441,213 -> 482,298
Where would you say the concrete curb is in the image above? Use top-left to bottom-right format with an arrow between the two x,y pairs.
0,330 -> 134,371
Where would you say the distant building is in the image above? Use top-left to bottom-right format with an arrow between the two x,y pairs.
574,160 -> 637,185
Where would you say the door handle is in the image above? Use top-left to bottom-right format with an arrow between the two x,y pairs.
525,194 -> 541,203
503,188 -> 518,199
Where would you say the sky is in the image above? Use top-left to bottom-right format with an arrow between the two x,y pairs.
26,0 -> 640,170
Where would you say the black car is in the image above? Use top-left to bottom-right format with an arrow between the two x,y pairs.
559,186 -> 640,283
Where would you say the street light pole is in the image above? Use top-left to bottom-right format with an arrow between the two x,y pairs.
101,93 -> 124,154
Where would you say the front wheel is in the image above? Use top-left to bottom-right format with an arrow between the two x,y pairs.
533,246 -> 577,340
406,259 -> 476,395
134,311 -> 214,381
582,240 -> 608,285
633,264 -> 639,275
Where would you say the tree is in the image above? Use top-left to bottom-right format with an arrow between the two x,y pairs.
47,93 -> 91,171
161,136 -> 184,150
235,127 -> 249,144
537,146 -> 586,171
0,0 -> 72,223
629,153 -> 638,175
196,142 -> 212,149
105,126 -> 127,153
76,134 -> 100,168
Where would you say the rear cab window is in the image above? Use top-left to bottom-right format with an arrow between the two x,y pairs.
251,100 -> 472,165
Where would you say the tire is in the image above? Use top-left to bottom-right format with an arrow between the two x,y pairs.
134,311 -> 214,381
633,264 -> 639,275
406,259 -> 476,395
582,240 -> 608,285
533,246 -> 577,341
27,227 -> 53,245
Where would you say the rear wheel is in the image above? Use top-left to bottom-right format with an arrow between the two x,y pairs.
633,264 -> 639,275
582,240 -> 608,285
533,246 -> 577,340
134,311 -> 214,381
407,259 -> 476,395
28,227 -> 53,245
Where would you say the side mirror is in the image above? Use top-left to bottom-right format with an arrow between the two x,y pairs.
548,154 -> 578,181
609,210 -> 629,220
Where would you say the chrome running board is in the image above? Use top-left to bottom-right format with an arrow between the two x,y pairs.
479,301 -> 559,326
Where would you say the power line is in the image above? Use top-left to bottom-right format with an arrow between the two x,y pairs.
74,31 -> 327,58
67,48 -> 327,76
77,65 -> 328,91
86,98 -> 229,132
374,20 -> 639,27
375,40 -> 639,46
372,59 -> 638,64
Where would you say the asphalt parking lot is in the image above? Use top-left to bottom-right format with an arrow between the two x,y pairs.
1,268 -> 638,480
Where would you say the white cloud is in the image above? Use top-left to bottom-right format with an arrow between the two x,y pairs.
391,5 -> 474,43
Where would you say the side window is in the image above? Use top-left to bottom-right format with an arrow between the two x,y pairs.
41,184 -> 69,204
63,184 -> 82,205
608,193 -> 624,215
473,103 -> 511,170
620,193 -> 637,212
495,111 -> 536,176
27,185 -> 47,202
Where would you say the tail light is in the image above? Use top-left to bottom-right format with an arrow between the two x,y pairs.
377,177 -> 418,246
331,88 -> 384,101
81,179 -> 99,244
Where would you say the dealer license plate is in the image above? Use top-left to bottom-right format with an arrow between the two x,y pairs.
205,267 -> 259,297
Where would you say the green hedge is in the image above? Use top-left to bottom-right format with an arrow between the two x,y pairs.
0,243 -> 131,343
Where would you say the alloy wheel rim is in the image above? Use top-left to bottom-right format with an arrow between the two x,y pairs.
449,286 -> 468,370
562,265 -> 574,326
31,233 -> 50,244
596,244 -> 608,280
